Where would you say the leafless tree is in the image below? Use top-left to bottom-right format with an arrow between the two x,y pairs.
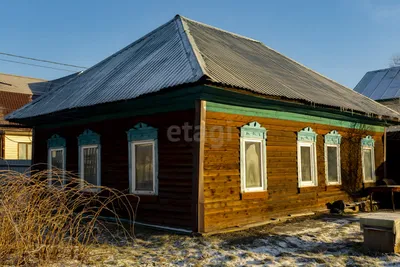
390,54 -> 400,67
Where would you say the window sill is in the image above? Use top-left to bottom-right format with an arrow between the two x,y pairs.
298,184 -> 318,188
240,191 -> 268,200
326,182 -> 342,187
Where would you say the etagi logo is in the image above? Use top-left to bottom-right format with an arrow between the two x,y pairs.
166,122 -> 234,148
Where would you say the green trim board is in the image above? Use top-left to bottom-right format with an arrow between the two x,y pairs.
199,85 -> 393,127
206,102 -> 385,132
35,86 -> 203,129
29,84 -> 394,130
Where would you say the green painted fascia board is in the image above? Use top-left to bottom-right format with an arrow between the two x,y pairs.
206,102 -> 385,132
30,84 -> 392,130
199,85 -> 393,127
34,86 -> 204,129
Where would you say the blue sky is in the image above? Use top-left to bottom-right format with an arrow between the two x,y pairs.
1,0 -> 399,88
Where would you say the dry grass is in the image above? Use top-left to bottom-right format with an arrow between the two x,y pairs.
0,169 -> 138,266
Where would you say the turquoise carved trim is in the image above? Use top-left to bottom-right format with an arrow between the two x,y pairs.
324,130 -> 342,145
47,134 -> 66,148
361,135 -> 375,147
78,129 -> 100,146
240,121 -> 267,139
298,127 -> 317,142
127,123 -> 158,142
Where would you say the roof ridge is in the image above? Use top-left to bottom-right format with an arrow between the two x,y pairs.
174,15 -> 206,79
8,17 -> 181,119
178,15 -> 261,43
178,15 -> 358,94
0,72 -> 46,81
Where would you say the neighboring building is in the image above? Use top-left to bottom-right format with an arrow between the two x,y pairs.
0,72 -> 80,162
7,15 -> 400,233
0,73 -> 39,160
354,66 -> 400,182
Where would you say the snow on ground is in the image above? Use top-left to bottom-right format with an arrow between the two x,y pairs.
56,213 -> 400,266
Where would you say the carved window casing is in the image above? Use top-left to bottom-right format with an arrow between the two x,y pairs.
361,135 -> 376,183
324,130 -> 342,185
240,121 -> 267,192
47,134 -> 66,186
127,123 -> 158,195
297,127 -> 318,187
78,129 -> 101,190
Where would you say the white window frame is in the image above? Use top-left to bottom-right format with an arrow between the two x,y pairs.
362,146 -> 376,183
324,144 -> 341,185
240,137 -> 267,193
297,141 -> 318,187
47,147 -> 66,186
79,144 -> 101,190
129,140 -> 157,195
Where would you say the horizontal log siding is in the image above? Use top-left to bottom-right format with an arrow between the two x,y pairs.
203,111 -> 384,232
33,110 -> 196,229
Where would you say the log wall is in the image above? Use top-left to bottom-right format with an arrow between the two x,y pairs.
203,111 -> 384,232
33,110 -> 196,229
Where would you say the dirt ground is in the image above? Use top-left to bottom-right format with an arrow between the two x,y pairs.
53,213 -> 400,267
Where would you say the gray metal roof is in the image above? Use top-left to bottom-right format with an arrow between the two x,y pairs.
7,15 -> 400,121
354,67 -> 400,101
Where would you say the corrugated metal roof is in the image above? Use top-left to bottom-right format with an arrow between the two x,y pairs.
354,67 -> 400,101
7,15 -> 400,121
30,72 -> 81,100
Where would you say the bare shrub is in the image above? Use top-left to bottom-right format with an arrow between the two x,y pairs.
0,169 -> 139,266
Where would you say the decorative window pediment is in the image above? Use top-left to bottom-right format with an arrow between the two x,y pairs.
324,130 -> 342,145
127,123 -> 158,142
297,127 -> 317,142
240,121 -> 267,139
361,135 -> 375,147
47,134 -> 66,148
78,129 -> 100,146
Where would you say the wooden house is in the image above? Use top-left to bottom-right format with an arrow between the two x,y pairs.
355,67 -> 400,183
7,15 -> 400,233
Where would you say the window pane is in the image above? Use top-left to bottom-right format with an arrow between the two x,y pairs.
51,149 -> 64,185
18,143 -> 27,160
363,149 -> 373,181
83,147 -> 98,185
135,143 -> 154,191
327,146 -> 338,182
245,141 -> 262,188
27,144 -> 32,160
51,150 -> 64,169
301,146 -> 312,181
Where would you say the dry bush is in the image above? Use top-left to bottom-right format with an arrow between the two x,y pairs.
0,169 -> 139,266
